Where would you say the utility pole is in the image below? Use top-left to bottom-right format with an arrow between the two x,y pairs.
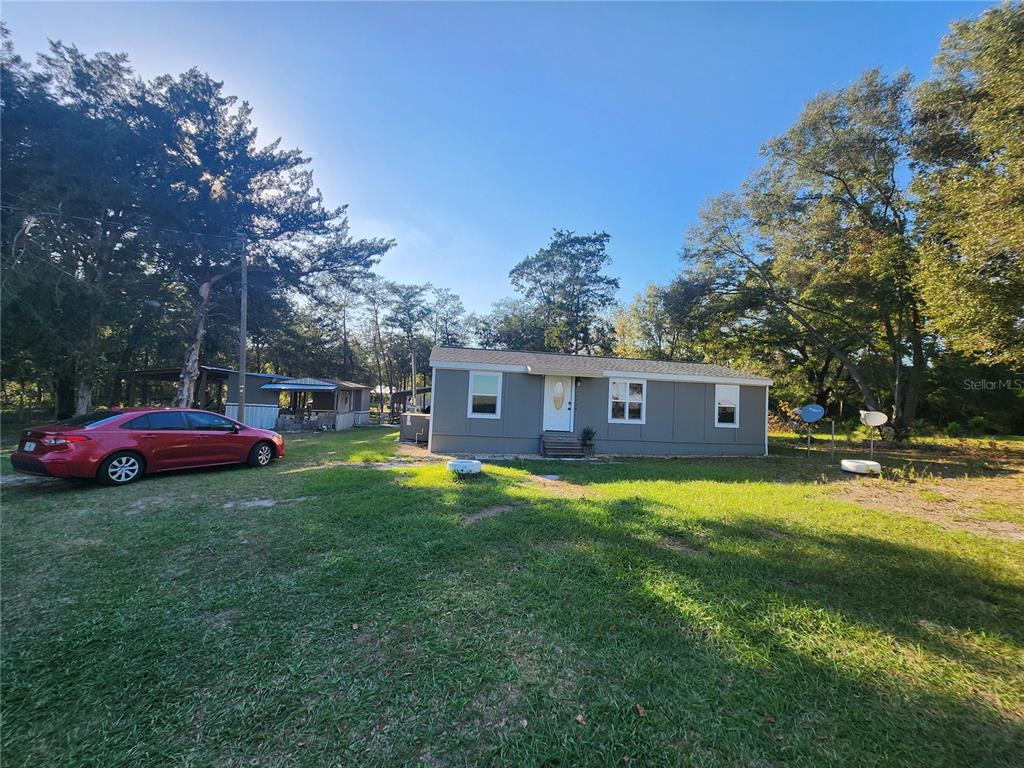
237,234 -> 248,422
410,350 -> 418,412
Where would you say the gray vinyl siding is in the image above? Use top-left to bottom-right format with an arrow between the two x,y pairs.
430,369 -> 544,454
430,369 -> 767,457
226,373 -> 282,406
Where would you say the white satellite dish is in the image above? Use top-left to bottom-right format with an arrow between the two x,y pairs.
858,410 -> 888,459
859,411 -> 888,428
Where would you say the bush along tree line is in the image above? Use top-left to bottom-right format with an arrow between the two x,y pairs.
1,4 -> 1022,435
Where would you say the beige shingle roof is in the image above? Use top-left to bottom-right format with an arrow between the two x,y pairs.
429,347 -> 771,384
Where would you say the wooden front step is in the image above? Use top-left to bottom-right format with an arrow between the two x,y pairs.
541,431 -> 585,457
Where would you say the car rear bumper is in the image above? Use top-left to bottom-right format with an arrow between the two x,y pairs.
10,456 -> 54,476
10,452 -> 86,479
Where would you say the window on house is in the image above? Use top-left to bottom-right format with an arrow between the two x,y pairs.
608,379 -> 646,423
715,384 -> 740,428
467,371 -> 502,418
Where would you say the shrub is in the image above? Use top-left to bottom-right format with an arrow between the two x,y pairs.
966,415 -> 987,435
944,421 -> 963,437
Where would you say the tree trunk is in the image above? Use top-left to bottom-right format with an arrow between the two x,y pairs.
53,371 -> 75,421
17,379 -> 25,425
384,352 -> 397,418
75,381 -> 93,415
174,279 -> 216,408
73,304 -> 104,415
891,304 -> 927,441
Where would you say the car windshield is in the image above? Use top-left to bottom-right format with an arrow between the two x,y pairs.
58,410 -> 123,428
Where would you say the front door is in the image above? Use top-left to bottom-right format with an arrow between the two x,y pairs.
542,376 -> 574,432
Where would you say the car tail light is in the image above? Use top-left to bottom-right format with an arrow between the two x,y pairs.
42,434 -> 91,446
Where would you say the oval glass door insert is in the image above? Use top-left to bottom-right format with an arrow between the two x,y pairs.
553,381 -> 565,410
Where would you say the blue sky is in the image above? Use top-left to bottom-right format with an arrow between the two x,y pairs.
4,1 -> 989,312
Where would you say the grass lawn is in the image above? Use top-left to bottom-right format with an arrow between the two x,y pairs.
2,428 -> 1023,766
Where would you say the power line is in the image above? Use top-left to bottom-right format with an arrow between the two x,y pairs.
5,242 -> 84,282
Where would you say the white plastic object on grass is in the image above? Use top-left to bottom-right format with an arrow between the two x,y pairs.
447,459 -> 482,475
841,459 -> 882,475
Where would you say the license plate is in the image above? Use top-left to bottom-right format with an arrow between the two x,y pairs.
22,441 -> 36,452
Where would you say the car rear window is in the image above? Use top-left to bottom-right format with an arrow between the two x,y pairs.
59,410 -> 123,428
123,415 -> 150,430
126,411 -> 188,430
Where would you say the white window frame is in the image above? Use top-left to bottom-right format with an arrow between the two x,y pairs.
467,370 -> 502,419
607,378 -> 646,424
715,383 -> 740,428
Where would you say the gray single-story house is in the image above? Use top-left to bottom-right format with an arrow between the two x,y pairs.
427,346 -> 771,457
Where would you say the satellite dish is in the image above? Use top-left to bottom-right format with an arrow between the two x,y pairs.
797,403 -> 825,423
860,410 -> 888,428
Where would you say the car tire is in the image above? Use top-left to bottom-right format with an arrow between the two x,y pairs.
248,441 -> 275,468
98,451 -> 145,486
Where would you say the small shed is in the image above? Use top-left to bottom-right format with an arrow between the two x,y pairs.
260,378 -> 372,431
222,369 -> 291,429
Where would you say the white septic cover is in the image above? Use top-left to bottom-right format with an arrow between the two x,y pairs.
841,459 -> 882,475
447,459 -> 482,475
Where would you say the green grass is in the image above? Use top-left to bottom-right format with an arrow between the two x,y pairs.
2,429 -> 1023,766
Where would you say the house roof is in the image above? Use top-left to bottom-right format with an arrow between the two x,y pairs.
429,346 -> 772,385
260,377 -> 371,392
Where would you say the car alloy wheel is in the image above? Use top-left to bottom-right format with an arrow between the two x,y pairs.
108,455 -> 140,484
256,444 -> 272,466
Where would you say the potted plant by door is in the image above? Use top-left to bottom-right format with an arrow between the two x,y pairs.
581,426 -> 596,456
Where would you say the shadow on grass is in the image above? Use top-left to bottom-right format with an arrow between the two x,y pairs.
489,443 -> 1021,488
292,465 -> 1024,764
3,457 -> 1022,766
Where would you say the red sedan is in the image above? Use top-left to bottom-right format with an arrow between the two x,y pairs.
10,408 -> 285,486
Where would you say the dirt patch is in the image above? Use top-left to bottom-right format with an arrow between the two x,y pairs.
833,473 -> 1024,540
127,496 -> 173,514
0,474 -> 58,488
659,536 -> 703,556
222,496 -> 311,510
462,505 -> 517,526
201,608 -> 242,629
61,537 -> 104,549
526,474 -> 601,500
395,442 -> 439,461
